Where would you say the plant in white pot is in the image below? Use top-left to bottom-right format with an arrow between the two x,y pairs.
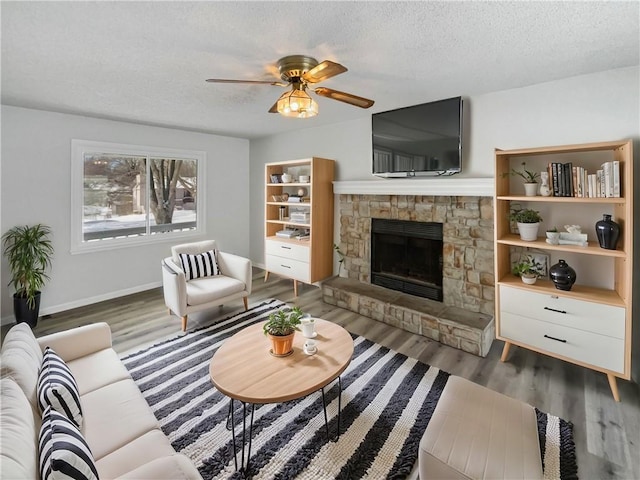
2,224 -> 54,327
504,162 -> 540,196
512,254 -> 544,285
510,208 -> 542,241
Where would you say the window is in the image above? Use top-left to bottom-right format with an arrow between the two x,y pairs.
71,140 -> 206,253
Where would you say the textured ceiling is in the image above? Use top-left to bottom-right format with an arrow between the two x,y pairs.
2,1 -> 638,139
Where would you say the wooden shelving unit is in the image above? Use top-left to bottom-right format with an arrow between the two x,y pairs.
494,140 -> 633,401
264,158 -> 335,296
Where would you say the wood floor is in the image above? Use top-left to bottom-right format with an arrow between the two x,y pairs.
6,269 -> 639,479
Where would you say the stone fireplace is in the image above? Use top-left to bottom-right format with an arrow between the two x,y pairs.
323,183 -> 496,356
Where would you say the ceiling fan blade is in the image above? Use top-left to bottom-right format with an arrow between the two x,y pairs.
313,87 -> 374,108
206,78 -> 287,87
268,101 -> 278,113
302,60 -> 347,83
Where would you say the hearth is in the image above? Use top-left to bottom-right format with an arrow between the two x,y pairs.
371,218 -> 443,301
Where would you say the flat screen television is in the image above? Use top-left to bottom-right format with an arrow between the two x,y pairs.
372,96 -> 463,177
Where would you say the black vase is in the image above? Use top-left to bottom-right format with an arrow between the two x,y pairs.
549,260 -> 576,291
595,214 -> 620,250
13,291 -> 41,328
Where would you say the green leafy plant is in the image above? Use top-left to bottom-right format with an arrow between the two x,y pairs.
263,306 -> 304,336
546,226 -> 558,232
333,243 -> 345,274
510,208 -> 542,224
512,254 -> 544,278
2,224 -> 54,308
503,162 -> 540,183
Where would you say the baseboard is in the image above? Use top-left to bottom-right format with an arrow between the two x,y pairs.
1,282 -> 162,327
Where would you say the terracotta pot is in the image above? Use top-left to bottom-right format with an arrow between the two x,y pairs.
268,332 -> 295,355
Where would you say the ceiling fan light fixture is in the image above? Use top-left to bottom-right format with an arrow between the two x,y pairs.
276,87 -> 318,118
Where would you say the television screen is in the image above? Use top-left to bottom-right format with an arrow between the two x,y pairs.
372,96 -> 463,177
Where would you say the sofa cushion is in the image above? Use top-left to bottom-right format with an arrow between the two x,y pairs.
185,275 -> 245,305
81,379 -> 159,460
39,406 -> 99,480
95,429 -> 177,479
66,348 -> 131,395
0,378 -> 40,480
0,322 -> 43,407
38,347 -> 83,428
179,250 -> 219,280
115,454 -> 203,480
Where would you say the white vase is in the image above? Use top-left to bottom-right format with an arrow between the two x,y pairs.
523,183 -> 538,196
517,222 -> 539,241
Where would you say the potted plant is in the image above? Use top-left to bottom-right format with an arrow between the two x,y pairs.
263,306 -> 304,356
512,254 -> 544,285
333,243 -> 346,277
509,208 -> 542,241
2,224 -> 54,327
504,162 -> 540,196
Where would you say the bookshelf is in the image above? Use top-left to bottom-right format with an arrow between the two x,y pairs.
494,140 -> 633,401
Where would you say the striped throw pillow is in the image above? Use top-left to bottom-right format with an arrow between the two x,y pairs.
179,249 -> 219,280
37,347 -> 83,429
39,406 -> 99,480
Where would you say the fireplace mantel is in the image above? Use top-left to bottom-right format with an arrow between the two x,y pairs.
333,178 -> 494,196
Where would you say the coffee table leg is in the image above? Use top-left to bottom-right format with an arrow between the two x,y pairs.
229,399 -> 256,474
321,376 -> 343,443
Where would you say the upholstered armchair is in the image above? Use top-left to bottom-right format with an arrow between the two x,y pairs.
162,240 -> 252,331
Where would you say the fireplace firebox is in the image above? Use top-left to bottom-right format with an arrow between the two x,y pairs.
371,218 -> 443,301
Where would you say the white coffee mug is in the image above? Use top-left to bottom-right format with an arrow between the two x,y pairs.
300,317 -> 316,338
304,340 -> 317,354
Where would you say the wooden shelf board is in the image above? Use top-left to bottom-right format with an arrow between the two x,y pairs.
266,235 -> 311,246
498,275 -> 625,307
266,220 -> 310,228
266,202 -> 311,206
496,234 -> 626,257
496,195 -> 625,204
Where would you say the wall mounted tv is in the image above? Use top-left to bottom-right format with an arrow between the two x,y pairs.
372,96 -> 463,177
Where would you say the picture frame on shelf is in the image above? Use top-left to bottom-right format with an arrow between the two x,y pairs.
270,174 -> 282,183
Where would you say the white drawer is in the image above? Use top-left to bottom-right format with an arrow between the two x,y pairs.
499,285 -> 625,339
265,240 -> 310,263
500,311 -> 624,373
265,254 -> 310,282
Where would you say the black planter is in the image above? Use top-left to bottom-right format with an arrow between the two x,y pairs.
13,291 -> 41,328
549,260 -> 576,291
595,214 -> 620,250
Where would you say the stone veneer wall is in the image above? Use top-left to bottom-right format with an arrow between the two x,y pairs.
338,195 -> 495,316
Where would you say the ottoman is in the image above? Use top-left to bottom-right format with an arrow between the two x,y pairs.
418,376 -> 543,479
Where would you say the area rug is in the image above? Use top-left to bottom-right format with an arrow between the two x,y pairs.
122,299 -> 577,480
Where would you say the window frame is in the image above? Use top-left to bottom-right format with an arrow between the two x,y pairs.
71,139 -> 206,254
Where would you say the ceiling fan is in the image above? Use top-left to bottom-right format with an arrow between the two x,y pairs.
206,55 -> 375,118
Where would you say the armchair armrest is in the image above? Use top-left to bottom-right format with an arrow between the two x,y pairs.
162,257 -> 187,315
37,322 -> 112,362
217,251 -> 252,294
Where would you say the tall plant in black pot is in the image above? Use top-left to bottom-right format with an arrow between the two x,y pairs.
2,224 -> 54,327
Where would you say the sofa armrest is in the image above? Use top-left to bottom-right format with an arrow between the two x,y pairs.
37,322 -> 113,362
217,251 -> 252,295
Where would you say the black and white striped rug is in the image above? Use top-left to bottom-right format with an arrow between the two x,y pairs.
122,299 -> 577,480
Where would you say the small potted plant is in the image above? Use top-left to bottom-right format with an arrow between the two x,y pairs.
504,162 -> 540,196
263,306 -> 304,356
2,224 -> 54,327
509,208 -> 542,241
512,254 -> 544,285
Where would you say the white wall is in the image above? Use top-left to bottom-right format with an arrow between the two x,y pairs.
1,106 -> 250,321
249,66 -> 639,265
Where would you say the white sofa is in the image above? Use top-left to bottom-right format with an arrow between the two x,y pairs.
0,322 -> 203,479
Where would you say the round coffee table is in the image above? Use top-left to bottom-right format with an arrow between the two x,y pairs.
209,317 -> 353,472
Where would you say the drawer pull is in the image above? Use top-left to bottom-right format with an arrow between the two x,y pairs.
281,264 -> 291,269
280,246 -> 292,250
544,307 -> 567,314
544,334 -> 567,343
